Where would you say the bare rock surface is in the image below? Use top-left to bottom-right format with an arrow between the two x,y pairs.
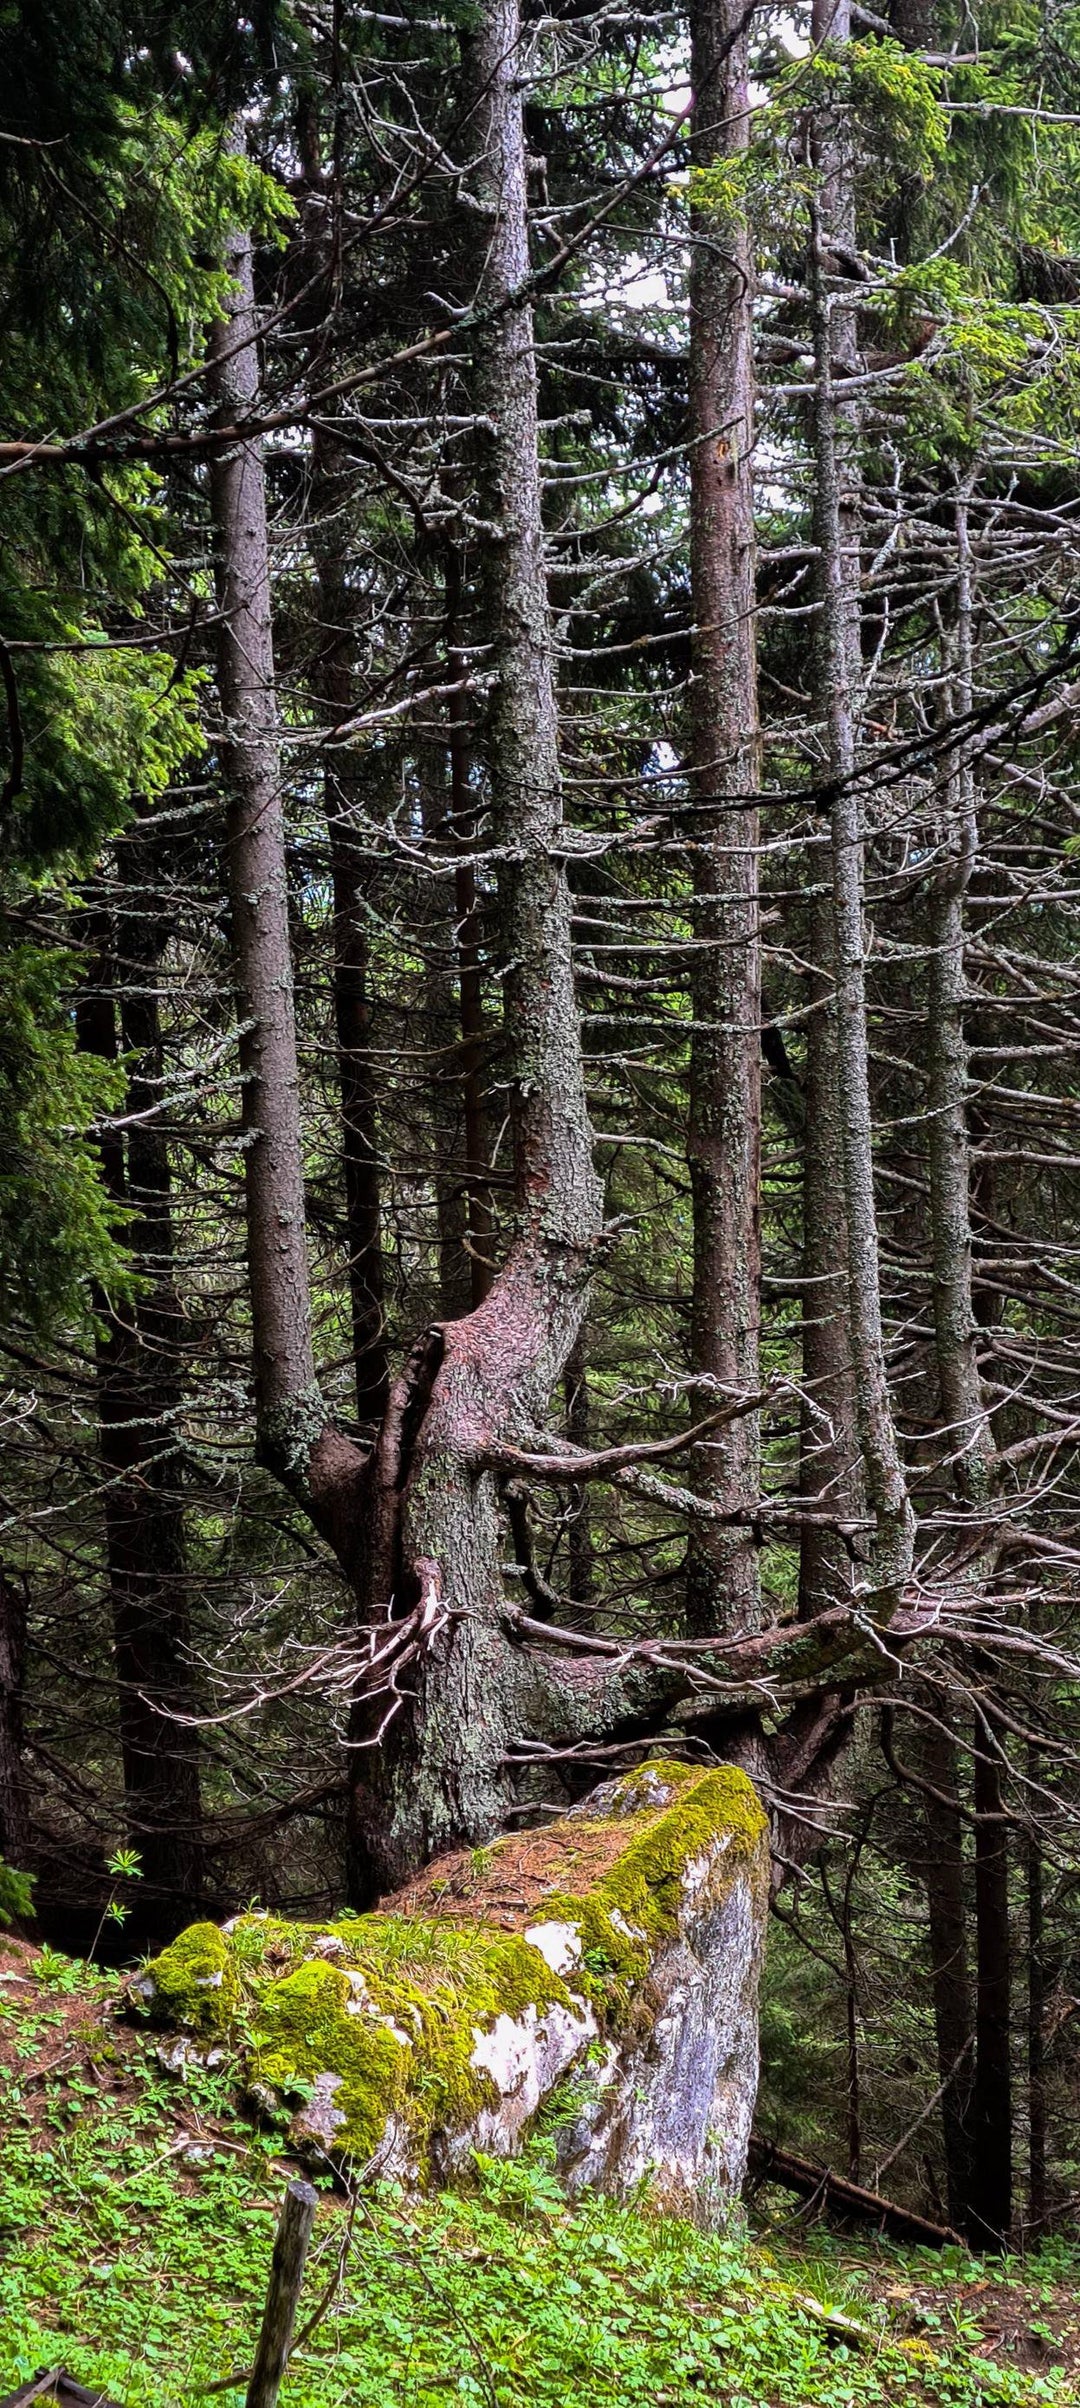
132,1759 -> 769,2223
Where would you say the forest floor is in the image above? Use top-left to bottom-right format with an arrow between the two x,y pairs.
0,1932 -> 1076,2408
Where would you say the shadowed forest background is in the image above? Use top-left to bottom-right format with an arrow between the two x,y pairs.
3,0 -> 1080,2268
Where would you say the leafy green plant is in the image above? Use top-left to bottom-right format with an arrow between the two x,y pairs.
88,1847 -> 143,1962
0,1859 -> 34,1930
1,1947 -> 1075,2408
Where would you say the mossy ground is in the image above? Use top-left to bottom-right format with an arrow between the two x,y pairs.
1,1936 -> 1076,2408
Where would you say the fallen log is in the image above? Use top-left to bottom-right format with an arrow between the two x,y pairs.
748,2137 -> 962,2250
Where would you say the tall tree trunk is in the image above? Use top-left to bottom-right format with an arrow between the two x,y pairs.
210,227 -> 320,1470
446,549 -> 495,1308
312,429 -> 389,1431
970,1708 -> 1012,2250
798,892 -> 860,1620
923,491 -> 1001,2239
798,0 -> 862,1624
77,917 -> 202,1924
0,1566 -> 30,1869
347,0 -> 606,1896
207,201 -> 364,1571
927,495 -> 994,1517
918,1715 -> 976,2231
809,0 -> 913,1614
419,741 -> 476,1324
1025,1748 -> 1047,2231
685,0 -> 762,1638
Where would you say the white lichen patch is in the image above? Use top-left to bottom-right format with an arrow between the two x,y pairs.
608,1907 -> 646,1943
290,2068 -> 347,2148
681,1837 -> 733,1914
523,1918 -> 583,1975
471,1998 -> 596,2151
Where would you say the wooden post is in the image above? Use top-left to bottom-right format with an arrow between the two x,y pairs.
244,2179 -> 318,2408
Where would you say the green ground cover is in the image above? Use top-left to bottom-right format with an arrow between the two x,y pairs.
0,1943 -> 1075,2408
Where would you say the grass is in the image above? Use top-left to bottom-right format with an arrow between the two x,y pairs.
0,1939 -> 1076,2408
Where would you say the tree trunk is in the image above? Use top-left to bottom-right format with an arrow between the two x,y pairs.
970,1709 -> 1012,2250
419,737 -> 479,1325
0,1565 -> 30,1868
563,1335 -> 596,1606
927,495 -> 994,1515
685,0 -> 762,1638
1025,1748 -> 1046,2231
446,549 -> 495,1308
809,0 -> 913,1614
77,916 -> 202,1923
922,493 -> 1000,2239
312,428 -> 389,1432
798,0 -> 862,1625
207,195 -> 365,1574
346,0 -> 606,1896
918,1715 -> 976,2232
210,226 -> 321,1471
798,886 -> 860,1620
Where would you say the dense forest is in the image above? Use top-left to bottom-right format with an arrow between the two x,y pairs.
3,0 -> 1080,2297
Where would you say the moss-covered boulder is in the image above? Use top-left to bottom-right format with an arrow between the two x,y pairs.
132,1760 -> 769,2223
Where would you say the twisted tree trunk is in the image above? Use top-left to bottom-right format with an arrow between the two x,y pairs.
347,0 -> 606,1894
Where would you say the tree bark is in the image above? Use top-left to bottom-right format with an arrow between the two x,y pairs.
0,1565 -> 30,1868
918,1715 -> 976,2232
446,548 -> 495,1308
77,911 -> 202,1922
210,226 -> 320,1469
346,0 -> 606,1896
798,0 -> 862,1625
685,0 -> 762,1638
207,196 -> 365,1570
312,428 -> 389,1431
809,0 -> 913,1615
563,1335 -> 596,1606
922,494 -> 1001,2240
970,1708 -> 1012,2250
1025,1748 -> 1047,2231
927,495 -> 994,1515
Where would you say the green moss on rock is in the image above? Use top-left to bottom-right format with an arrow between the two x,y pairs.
539,1763 -> 768,2018
136,1759 -> 768,2174
136,1919 -> 241,2035
251,1917 -> 574,2165
140,1908 -> 576,2168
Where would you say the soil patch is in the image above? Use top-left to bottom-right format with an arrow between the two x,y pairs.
385,1817 -> 630,1928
